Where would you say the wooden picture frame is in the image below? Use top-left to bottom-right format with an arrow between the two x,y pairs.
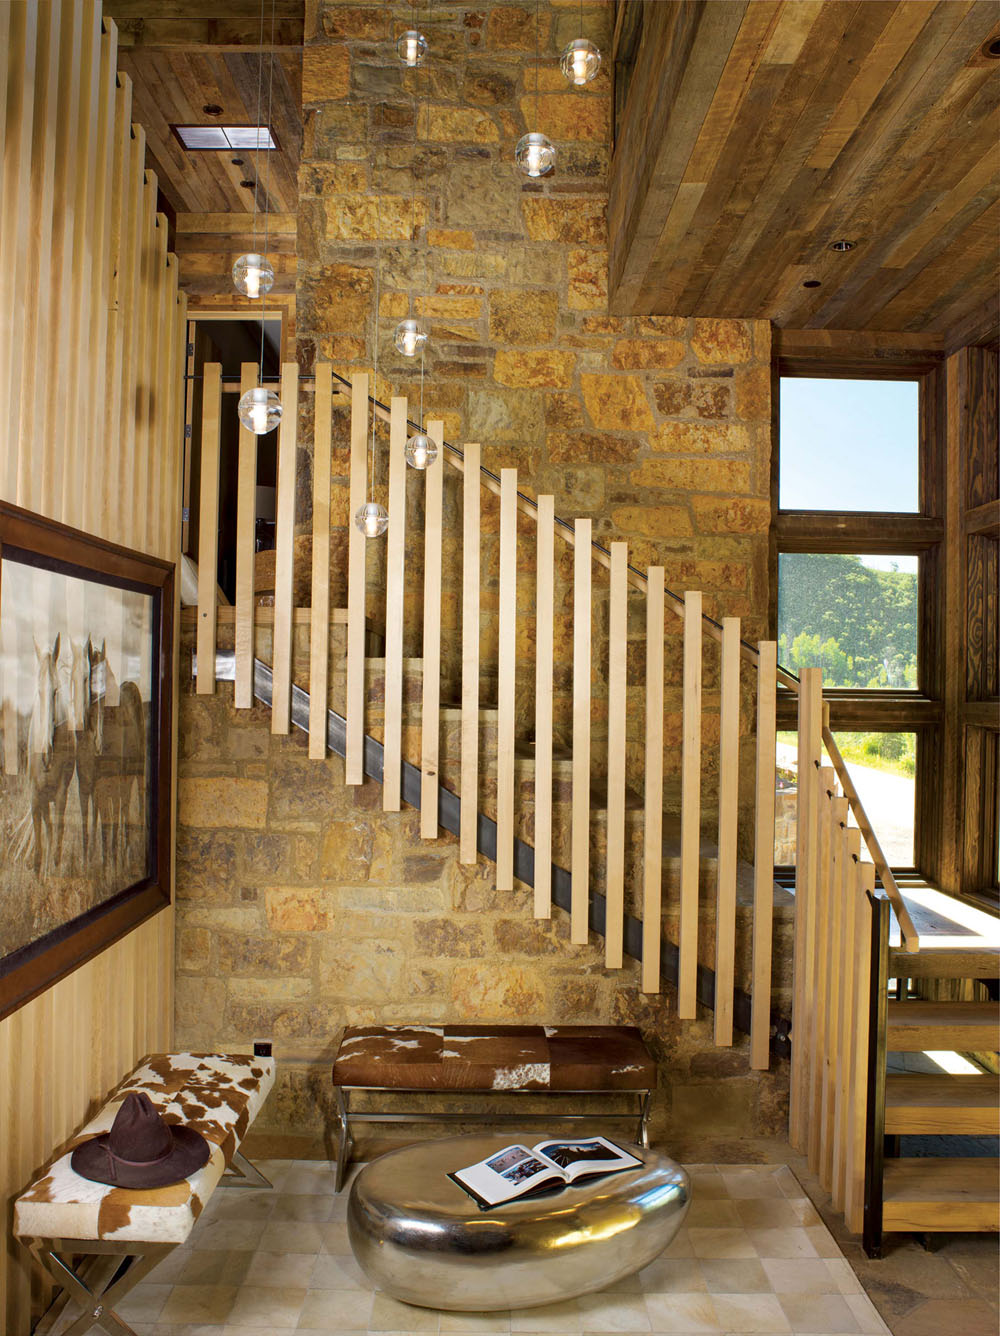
0,502 -> 174,1019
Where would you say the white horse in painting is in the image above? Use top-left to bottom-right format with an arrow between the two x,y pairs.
28,635 -> 76,875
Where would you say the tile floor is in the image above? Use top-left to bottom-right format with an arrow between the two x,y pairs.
61,1159 -> 899,1336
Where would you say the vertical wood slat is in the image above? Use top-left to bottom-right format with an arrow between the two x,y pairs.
234,361 -> 259,710
642,567 -> 665,992
419,421 -> 445,838
496,469 -> 518,889
382,397 -> 408,803
99,72 -> 133,542
196,362 -> 222,695
835,825 -> 862,1214
789,666 -> 823,1149
822,792 -> 849,1194
714,616 -> 741,1045
345,372 -> 369,783
605,542 -> 628,969
678,590 -> 703,1020
158,258 -> 182,561
571,518 -> 593,944
809,766 -> 836,1175
142,215 -> 168,559
126,172 -> 157,550
115,126 -> 146,545
270,363 -> 298,732
459,440 -> 481,859
533,496 -> 555,916
750,640 -> 777,1068
846,859 -> 875,1236
308,364 -> 333,759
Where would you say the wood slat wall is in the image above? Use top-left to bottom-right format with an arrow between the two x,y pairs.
0,7 -> 184,1332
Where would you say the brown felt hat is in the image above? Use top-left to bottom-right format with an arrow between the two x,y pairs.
71,1091 -> 211,1189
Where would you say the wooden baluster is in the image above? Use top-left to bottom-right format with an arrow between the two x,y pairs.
459,441 -> 481,859
308,364 -> 333,758
824,792 -> 849,1196
605,543 -> 628,969
571,519 -> 592,944
642,567 -> 665,992
234,361 -> 258,710
271,363 -> 298,733
345,372 -> 369,783
534,496 -> 555,916
382,397 -> 408,805
127,172 -> 157,548
496,469 -> 518,888
196,363 -> 222,695
714,616 -> 741,1045
845,857 -> 875,1235
809,766 -> 836,1176
100,72 -> 133,541
750,640 -> 777,1068
678,590 -> 703,1019
420,420 -> 444,837
789,666 -> 823,1149
833,821 -> 858,1213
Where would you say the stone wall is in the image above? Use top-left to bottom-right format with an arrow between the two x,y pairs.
174,0 -> 786,1149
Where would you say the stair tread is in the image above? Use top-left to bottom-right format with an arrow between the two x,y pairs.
885,1074 -> 999,1108
889,945 -> 1000,979
883,1157 -> 1000,1204
887,1001 -> 998,1029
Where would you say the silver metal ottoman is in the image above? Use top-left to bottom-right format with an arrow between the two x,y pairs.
347,1132 -> 690,1311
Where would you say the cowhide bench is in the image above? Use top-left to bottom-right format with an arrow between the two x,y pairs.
331,1024 -> 656,1191
14,1051 -> 275,1336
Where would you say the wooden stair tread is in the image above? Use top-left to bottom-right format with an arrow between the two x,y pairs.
890,945 -> 1000,979
886,1001 -> 1000,1051
882,1158 -> 1000,1232
885,1074 -> 999,1134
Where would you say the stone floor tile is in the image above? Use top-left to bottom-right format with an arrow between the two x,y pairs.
271,1192 -> 337,1222
369,1290 -> 442,1331
778,1292 -> 862,1333
175,1247 -> 252,1286
661,1229 -> 695,1259
699,1259 -> 770,1295
260,1220 -> 328,1253
642,1291 -> 721,1332
208,1190 -> 276,1221
284,1164 -> 338,1195
747,1227 -> 820,1259
297,1287 -> 373,1331
804,1224 -> 843,1259
317,1220 -> 353,1254
734,1197 -> 822,1230
638,1257 -> 707,1293
710,1292 -> 790,1333
508,1297 -> 584,1332
144,1248 -> 193,1284
823,1258 -> 864,1296
843,1293 -> 894,1335
244,1248 -> 319,1288
687,1173 -> 730,1200
760,1258 -> 839,1294
114,1284 -> 172,1322
719,1169 -> 784,1199
157,1283 -> 238,1325
686,1200 -> 744,1229
227,1284 -> 307,1328
889,1297 -> 998,1336
309,1250 -> 368,1289
439,1309 -> 512,1332
772,1165 -> 806,1199
189,1215 -> 266,1250
577,1290 -> 651,1331
688,1228 -> 757,1260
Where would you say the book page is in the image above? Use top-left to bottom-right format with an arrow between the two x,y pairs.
449,1144 -> 564,1209
531,1137 -> 643,1182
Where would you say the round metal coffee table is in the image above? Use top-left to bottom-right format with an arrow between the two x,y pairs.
347,1132 -> 690,1311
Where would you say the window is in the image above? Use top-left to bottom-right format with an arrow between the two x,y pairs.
172,125 -> 279,151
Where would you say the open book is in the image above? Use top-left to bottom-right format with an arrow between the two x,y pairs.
448,1136 -> 643,1210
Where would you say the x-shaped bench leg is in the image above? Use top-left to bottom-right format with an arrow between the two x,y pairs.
27,1238 -> 175,1336
222,1148 -> 273,1189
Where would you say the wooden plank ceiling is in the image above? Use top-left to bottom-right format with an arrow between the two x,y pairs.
610,0 -> 1000,345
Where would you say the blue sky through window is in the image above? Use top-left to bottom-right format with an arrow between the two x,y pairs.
779,377 -> 919,512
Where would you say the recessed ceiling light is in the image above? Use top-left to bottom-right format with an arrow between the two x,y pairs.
172,125 -> 279,151
202,103 -> 224,116
802,279 -> 822,288
983,37 -> 1000,58
829,239 -> 856,252
231,158 -> 244,166
240,180 -> 257,190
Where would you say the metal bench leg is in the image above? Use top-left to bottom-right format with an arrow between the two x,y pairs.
334,1086 -> 353,1192
637,1091 -> 652,1149
26,1238 -> 175,1336
222,1148 -> 273,1189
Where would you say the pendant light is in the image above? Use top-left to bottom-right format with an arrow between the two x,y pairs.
393,317 -> 428,357
233,4 -> 275,299
560,1 -> 601,85
516,0 -> 555,177
397,29 -> 427,66
355,500 -> 390,537
405,346 -> 437,469
237,0 -> 281,435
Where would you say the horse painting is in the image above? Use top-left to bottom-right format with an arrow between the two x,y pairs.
27,635 -> 76,876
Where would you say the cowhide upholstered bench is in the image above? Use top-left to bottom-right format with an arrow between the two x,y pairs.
331,1024 -> 656,1191
14,1051 -> 275,1336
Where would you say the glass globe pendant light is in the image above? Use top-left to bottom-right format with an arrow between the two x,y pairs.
405,431 -> 437,470
238,385 -> 282,435
232,252 -> 275,300
393,318 -> 428,357
355,501 -> 389,538
515,131 -> 556,178
397,29 -> 427,66
560,36 -> 601,85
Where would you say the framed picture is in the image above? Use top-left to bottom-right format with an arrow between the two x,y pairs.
0,502 -> 174,1018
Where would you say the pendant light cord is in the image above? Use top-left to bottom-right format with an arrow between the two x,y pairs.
258,0 -> 277,381
251,0 -> 265,258
370,5 -> 386,504
535,0 -> 540,123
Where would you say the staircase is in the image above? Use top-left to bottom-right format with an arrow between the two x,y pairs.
189,359 -> 998,1253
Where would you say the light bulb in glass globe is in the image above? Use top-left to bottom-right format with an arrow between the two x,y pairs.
397,29 -> 428,66
515,132 -> 556,178
232,252 -> 274,300
237,386 -> 282,435
404,431 -> 438,470
560,37 -> 601,85
393,318 -> 428,357
355,501 -> 389,538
